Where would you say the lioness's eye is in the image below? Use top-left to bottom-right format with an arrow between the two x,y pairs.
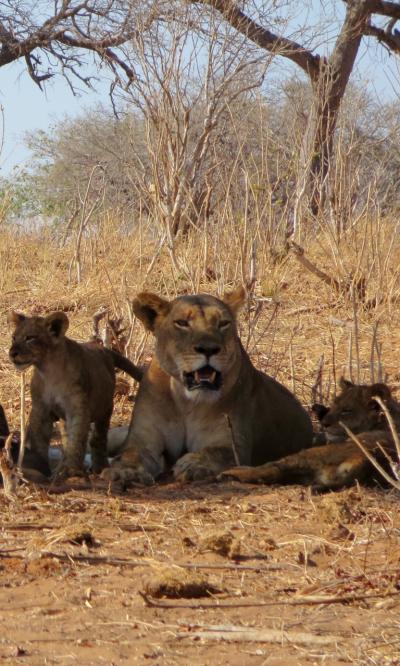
174,319 -> 189,328
25,335 -> 37,343
219,320 -> 231,329
340,409 -> 353,416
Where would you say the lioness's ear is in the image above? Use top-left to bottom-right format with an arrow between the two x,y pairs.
132,292 -> 171,332
223,286 -> 246,315
339,377 -> 353,390
45,312 -> 69,338
7,311 -> 26,328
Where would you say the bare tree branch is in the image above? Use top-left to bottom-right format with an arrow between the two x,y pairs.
0,1 -> 155,90
192,0 -> 321,79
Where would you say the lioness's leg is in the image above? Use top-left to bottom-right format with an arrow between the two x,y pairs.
25,406 -> 53,476
89,415 -> 111,474
173,446 -> 236,482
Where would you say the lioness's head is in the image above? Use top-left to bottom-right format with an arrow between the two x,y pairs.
319,377 -> 393,442
133,287 -> 246,400
8,311 -> 69,370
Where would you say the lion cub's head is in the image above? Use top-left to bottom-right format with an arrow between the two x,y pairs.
133,287 -> 246,400
8,311 -> 69,370
318,377 -> 395,442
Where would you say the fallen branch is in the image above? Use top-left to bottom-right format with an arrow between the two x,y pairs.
290,241 -> 340,290
140,589 -> 399,609
176,625 -> 341,646
0,550 -> 297,573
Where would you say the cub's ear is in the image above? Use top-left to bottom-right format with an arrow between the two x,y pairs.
311,403 -> 329,421
132,292 -> 171,332
339,377 -> 354,390
7,311 -> 26,328
369,382 -> 392,402
45,312 -> 69,338
223,285 -> 246,316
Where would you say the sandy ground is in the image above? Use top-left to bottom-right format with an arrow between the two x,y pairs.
1,479 -> 400,665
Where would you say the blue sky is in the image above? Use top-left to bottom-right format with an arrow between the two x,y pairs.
0,11 -> 399,177
0,60 -> 107,176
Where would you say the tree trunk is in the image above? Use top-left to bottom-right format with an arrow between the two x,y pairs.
296,0 -> 372,223
199,0 -> 375,224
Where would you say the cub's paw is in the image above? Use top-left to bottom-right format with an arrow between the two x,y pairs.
101,464 -> 155,487
173,453 -> 217,482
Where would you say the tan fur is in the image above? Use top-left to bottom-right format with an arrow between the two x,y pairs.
221,379 -> 400,489
102,287 -> 313,486
8,311 -> 142,478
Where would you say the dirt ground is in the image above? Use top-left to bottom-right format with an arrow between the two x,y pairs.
1,479 -> 400,666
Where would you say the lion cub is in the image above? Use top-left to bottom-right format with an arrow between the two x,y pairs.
8,311 -> 142,478
221,379 -> 400,489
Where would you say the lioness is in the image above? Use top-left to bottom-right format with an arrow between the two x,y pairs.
8,311 -> 142,478
102,287 -> 313,486
221,379 -> 400,488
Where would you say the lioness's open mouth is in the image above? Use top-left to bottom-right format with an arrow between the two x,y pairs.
183,365 -> 222,391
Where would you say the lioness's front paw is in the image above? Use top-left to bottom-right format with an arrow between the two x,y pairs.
101,465 -> 155,487
173,453 -> 217,482
52,464 -> 86,482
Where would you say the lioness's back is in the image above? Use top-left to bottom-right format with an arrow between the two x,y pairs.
248,366 -> 313,465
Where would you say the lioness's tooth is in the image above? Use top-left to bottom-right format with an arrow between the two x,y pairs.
194,371 -> 200,383
210,371 -> 216,383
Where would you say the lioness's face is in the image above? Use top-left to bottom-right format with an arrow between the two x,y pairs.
319,378 -> 390,442
133,288 -> 245,400
8,311 -> 69,370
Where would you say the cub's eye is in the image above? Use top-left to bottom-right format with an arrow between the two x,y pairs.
219,320 -> 231,329
25,335 -> 37,343
174,319 -> 190,329
340,409 -> 353,417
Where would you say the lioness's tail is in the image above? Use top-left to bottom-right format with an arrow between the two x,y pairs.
109,350 -> 143,382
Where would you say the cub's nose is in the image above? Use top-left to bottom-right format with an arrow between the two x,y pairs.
9,347 -> 18,361
194,344 -> 221,357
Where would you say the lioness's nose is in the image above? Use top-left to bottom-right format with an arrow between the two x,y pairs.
194,344 -> 221,357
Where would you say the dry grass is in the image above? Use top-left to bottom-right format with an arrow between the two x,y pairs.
2,211 -> 400,423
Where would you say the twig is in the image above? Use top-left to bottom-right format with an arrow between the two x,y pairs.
351,284 -> 361,384
140,589 -> 399,610
224,414 -> 241,466
339,422 -> 400,490
91,307 -> 108,342
311,354 -> 324,404
372,396 -> 400,468
18,371 -> 26,469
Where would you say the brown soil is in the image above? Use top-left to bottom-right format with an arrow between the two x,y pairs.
1,481 -> 400,665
